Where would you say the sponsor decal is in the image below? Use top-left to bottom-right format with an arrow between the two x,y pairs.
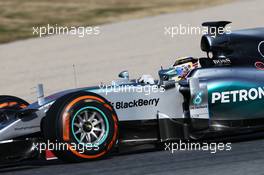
211,87 -> 264,104
212,58 -> 231,66
193,92 -> 203,105
190,84 -> 209,119
190,91 -> 208,110
112,98 -> 159,109
15,125 -> 39,131
255,61 -> 264,70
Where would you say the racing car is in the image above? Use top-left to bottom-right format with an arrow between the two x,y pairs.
1,21 -> 264,163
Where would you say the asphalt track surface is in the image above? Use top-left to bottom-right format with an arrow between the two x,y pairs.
1,0 -> 264,174
1,135 -> 264,175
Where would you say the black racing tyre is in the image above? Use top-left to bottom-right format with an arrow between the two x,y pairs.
0,95 -> 29,110
42,91 -> 118,162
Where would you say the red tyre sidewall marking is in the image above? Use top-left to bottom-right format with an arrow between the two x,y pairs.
0,102 -> 8,108
0,102 -> 27,109
107,114 -> 118,151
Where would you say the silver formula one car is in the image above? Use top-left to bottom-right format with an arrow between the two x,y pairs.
1,21 -> 264,163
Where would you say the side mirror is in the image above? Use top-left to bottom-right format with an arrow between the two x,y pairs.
118,70 -> 129,79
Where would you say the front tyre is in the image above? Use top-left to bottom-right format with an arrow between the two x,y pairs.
43,92 -> 118,162
0,95 -> 29,110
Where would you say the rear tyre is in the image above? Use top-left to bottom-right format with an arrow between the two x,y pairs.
42,91 -> 118,162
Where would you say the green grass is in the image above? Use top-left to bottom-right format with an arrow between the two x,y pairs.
0,0 -> 233,43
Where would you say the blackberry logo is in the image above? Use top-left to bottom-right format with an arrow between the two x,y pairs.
113,98 -> 160,109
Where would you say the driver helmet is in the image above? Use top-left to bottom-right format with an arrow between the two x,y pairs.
172,56 -> 199,80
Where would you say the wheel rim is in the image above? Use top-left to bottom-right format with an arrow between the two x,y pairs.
71,106 -> 109,146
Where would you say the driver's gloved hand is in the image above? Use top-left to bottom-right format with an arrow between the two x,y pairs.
138,75 -> 155,84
